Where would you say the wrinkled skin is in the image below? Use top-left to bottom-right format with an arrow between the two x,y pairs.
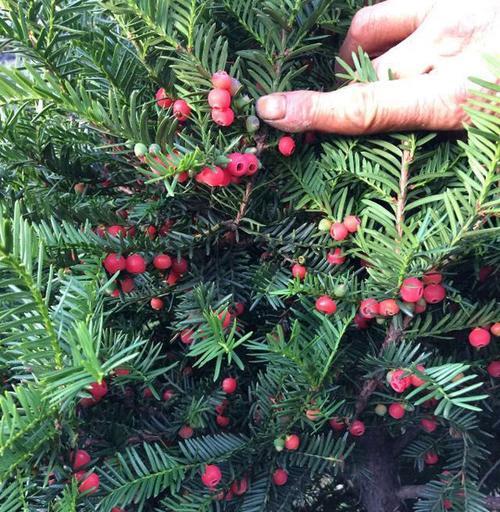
256,0 -> 499,134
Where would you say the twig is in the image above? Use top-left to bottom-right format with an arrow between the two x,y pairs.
479,458 -> 500,489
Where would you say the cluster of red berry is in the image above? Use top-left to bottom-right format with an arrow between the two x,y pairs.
195,151 -> 260,187
208,71 -> 240,126
102,251 -> 188,306
155,87 -> 191,122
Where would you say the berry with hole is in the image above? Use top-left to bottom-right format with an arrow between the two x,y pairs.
423,284 -> 446,304
379,299 -> 400,317
349,420 -> 365,436
226,153 -> 248,177
468,327 -> 491,348
278,136 -> 295,156
173,99 -> 191,121
389,369 -> 411,393
201,464 -> 222,488
242,153 -> 259,175
359,298 -> 379,319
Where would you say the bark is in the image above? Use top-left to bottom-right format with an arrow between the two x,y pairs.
353,430 -> 404,512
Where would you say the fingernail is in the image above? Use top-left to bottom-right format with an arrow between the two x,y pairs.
256,94 -> 286,121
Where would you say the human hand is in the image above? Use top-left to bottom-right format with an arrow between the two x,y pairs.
256,0 -> 499,135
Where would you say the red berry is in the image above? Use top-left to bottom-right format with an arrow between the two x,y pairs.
150,297 -> 164,310
201,464 -> 222,488
216,415 -> 230,427
173,99 -> 191,121
329,222 -> 349,241
410,365 -> 426,387
208,88 -> 231,109
125,254 -> 146,274
103,253 -> 126,274
291,264 -> 307,280
468,327 -> 491,348
329,417 -> 345,431
424,451 -> 439,465
178,425 -> 194,439
233,302 -> 245,316
241,153 -> 259,175
153,254 -> 172,270
72,449 -> 91,470
146,225 -> 157,239
218,310 -> 232,328
349,420 -> 365,437
388,403 -> 405,419
359,298 -> 379,319
490,323 -> 500,336
211,71 -> 232,90
89,380 -> 108,401
443,499 -> 453,510
171,257 -> 188,275
272,468 -> 288,486
163,389 -> 174,401
111,508 -> 125,512
180,329 -> 194,345
230,477 -> 248,496
327,248 -> 346,265
278,136 -> 295,156
306,409 -> 321,421
114,368 -> 130,376
315,295 -> 337,315
77,472 -> 100,494
487,361 -> 500,378
354,314 -> 370,329
389,369 -> 411,393
211,107 -> 235,126
165,271 -> 180,286
226,153 -> 248,177
414,299 -> 427,314
78,397 -> 97,408
285,434 -> 300,451
422,272 -> 443,285
178,171 -> 189,183
119,277 -> 135,294
400,277 -> 424,303
107,225 -> 127,237
421,417 -> 438,433
196,166 -> 228,186
222,377 -> 237,394
155,87 -> 173,109
379,299 -> 400,317
423,284 -> 446,304
343,215 -> 360,233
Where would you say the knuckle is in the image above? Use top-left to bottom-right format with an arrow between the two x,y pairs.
344,85 -> 380,134
349,7 -> 373,42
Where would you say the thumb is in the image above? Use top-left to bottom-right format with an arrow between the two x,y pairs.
256,77 -> 468,135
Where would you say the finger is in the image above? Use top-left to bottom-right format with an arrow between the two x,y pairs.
256,77 -> 468,135
371,35 -> 434,79
338,0 -> 436,67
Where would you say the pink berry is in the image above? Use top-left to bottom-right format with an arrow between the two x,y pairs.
226,153 -> 248,176
125,254 -> 146,274
216,415 -> 230,427
327,248 -> 346,265
421,417 -> 438,433
150,297 -> 164,310
241,153 -> 259,175
389,369 -> 411,393
278,136 -> 295,156
222,377 -> 237,394
343,215 -> 360,233
211,71 -> 232,90
487,361 -> 500,378
349,420 -> 365,436
171,257 -> 188,275
107,225 -> 127,237
285,434 -> 300,451
195,166 -> 228,186
173,99 -> 191,121
89,380 -> 108,400
330,222 -> 349,241
400,277 -> 424,303
153,254 -> 172,270
155,87 -> 173,109
77,472 -> 100,494
315,295 -> 337,315
388,403 -> 405,419
422,272 -> 443,285
410,365 -> 426,387
359,298 -> 379,319
163,389 -> 174,401
490,323 -> 500,336
211,107 -> 235,126
208,88 -> 231,109
424,452 -> 439,465
291,264 -> 307,280
329,417 -> 345,431
103,253 -> 126,274
272,468 -> 288,486
180,329 -> 194,345
378,299 -> 400,317
201,464 -> 222,488
72,449 -> 91,470
468,327 -> 491,348
179,425 -> 194,439
423,284 -> 446,304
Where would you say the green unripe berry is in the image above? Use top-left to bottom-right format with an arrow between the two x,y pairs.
149,143 -> 161,154
274,437 -> 285,452
376,317 -> 386,325
134,143 -> 148,157
334,284 -> 347,297
318,219 -> 332,232
234,94 -> 251,109
375,404 -> 387,416
246,115 -> 260,133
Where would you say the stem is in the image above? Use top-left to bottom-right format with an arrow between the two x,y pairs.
396,145 -> 413,240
